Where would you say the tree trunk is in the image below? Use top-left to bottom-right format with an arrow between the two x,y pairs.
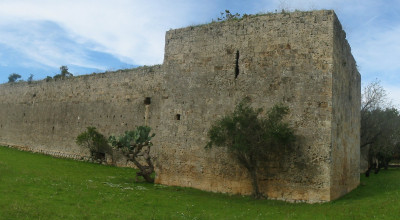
121,149 -> 154,183
130,157 -> 154,183
248,168 -> 262,199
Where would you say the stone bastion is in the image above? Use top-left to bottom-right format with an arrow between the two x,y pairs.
0,10 -> 360,203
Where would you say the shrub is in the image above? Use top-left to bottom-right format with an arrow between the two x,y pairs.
76,127 -> 111,162
217,10 -> 241,21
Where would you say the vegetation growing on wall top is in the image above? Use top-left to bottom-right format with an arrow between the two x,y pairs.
7,73 -> 21,83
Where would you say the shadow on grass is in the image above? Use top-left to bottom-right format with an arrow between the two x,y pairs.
336,168 -> 400,202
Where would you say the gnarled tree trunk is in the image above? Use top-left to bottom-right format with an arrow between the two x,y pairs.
122,145 -> 154,183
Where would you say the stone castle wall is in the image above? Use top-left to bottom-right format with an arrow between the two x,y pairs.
0,66 -> 164,165
330,15 -> 361,200
0,10 -> 360,203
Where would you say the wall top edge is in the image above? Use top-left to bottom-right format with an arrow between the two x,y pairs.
167,10 -> 336,35
0,64 -> 164,88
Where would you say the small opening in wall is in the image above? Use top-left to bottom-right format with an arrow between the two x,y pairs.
144,97 -> 151,105
175,114 -> 181,120
235,50 -> 240,79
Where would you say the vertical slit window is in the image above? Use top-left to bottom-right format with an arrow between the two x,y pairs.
235,50 -> 239,79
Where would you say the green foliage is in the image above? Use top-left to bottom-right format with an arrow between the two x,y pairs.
361,80 -> 400,169
8,73 -> 21,83
367,108 -> 400,160
2,146 -> 400,219
109,126 -> 155,183
216,10 -> 242,21
206,98 -> 295,198
109,126 -> 155,150
54,65 -> 73,80
207,98 -> 295,154
76,127 -> 111,161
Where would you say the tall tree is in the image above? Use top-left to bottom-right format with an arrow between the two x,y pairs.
361,80 -> 389,148
361,80 -> 400,174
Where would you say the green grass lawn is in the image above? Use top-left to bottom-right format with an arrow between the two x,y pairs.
1,146 -> 399,219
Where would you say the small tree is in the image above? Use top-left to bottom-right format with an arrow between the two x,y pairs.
8,73 -> 21,83
27,74 -> 34,84
109,126 -> 155,183
54,65 -> 73,80
76,127 -> 111,161
206,98 -> 295,198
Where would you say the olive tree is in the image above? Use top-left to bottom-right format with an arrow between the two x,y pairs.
361,80 -> 400,175
206,98 -> 295,198
109,126 -> 155,183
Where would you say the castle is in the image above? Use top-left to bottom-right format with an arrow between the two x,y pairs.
0,10 -> 360,203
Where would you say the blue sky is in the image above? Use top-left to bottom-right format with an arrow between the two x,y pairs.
0,0 -> 399,106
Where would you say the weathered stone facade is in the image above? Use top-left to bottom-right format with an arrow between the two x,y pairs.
0,10 -> 360,203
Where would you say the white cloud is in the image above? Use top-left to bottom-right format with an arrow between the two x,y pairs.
0,0 -> 216,66
0,20 -> 107,69
351,24 -> 400,79
0,0 -> 399,99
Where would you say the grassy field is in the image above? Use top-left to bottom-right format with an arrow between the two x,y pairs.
0,146 -> 399,219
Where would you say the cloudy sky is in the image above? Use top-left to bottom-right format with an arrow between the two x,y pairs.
0,0 -> 399,106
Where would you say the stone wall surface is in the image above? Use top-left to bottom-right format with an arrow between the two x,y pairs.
330,14 -> 361,200
0,10 -> 360,203
0,66 -> 164,165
